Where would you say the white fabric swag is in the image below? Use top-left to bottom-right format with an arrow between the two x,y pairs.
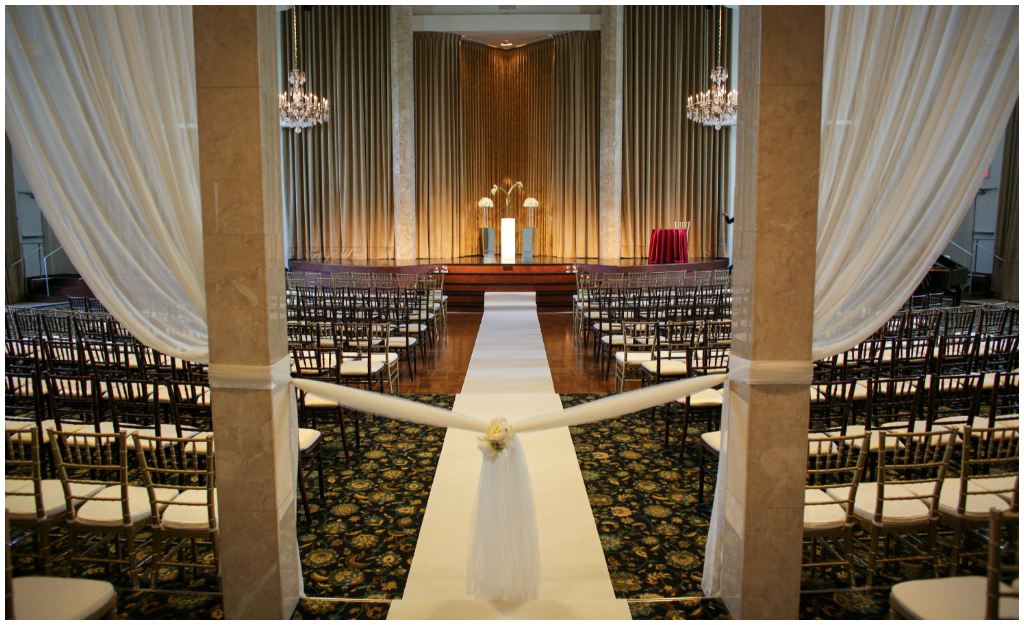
703,4 -> 1019,597
5,6 -> 207,362
812,4 -> 1019,360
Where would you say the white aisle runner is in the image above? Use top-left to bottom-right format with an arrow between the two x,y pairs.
388,292 -> 631,619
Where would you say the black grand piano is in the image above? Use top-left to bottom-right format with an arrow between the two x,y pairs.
914,255 -> 970,306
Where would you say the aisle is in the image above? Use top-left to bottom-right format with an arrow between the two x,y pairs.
389,292 -> 630,619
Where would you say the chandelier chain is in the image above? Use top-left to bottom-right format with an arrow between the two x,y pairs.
292,8 -> 298,71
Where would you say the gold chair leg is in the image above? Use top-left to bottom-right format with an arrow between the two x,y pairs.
151,528 -> 163,588
866,527 -> 880,587
126,526 -> 140,588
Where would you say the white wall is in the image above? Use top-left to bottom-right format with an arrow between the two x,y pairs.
8,149 -> 77,277
942,134 -> 1004,273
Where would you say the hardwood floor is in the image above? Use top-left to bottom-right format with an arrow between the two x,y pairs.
400,311 -> 616,395
539,312 -> 616,394
398,313 -> 481,394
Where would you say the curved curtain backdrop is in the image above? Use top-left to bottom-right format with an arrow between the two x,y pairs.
282,6 -> 394,262
622,6 -> 731,260
413,33 -> 599,259
5,5 -> 208,361
993,101 -> 1018,302
461,40 -> 554,257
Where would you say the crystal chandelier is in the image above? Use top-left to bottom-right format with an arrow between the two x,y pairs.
686,6 -> 737,130
279,8 -> 328,133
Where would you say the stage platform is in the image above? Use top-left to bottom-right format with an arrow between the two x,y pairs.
289,256 -> 729,312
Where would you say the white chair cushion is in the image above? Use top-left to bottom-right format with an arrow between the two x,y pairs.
700,431 -> 722,453
11,420 -> 87,444
890,576 -> 1018,620
299,428 -> 322,451
903,478 -> 1013,520
934,415 -> 1019,437
6,478 -> 33,493
678,388 -> 723,407
807,435 -> 838,455
827,483 -> 931,526
125,428 -> 178,451
75,485 -> 177,527
6,480 -> 104,520
69,422 -> 139,447
338,359 -> 385,375
370,352 -> 400,365
183,431 -> 214,455
804,489 -> 848,531
614,351 -> 653,364
852,381 -> 870,401
387,336 -> 418,347
826,425 -> 905,451
12,576 -> 116,620
972,475 -> 1019,503
303,394 -> 341,409
640,359 -> 688,376
162,488 -> 218,531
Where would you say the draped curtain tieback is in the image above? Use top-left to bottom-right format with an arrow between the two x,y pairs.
207,357 -> 294,390
726,354 -> 814,386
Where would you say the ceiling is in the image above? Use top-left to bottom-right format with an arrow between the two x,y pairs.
412,5 -> 602,49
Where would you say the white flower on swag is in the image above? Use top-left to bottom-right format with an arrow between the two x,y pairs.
477,417 -> 515,462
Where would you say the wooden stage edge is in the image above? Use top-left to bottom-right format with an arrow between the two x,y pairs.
289,257 -> 730,313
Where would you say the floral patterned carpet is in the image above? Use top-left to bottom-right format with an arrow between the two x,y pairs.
11,393 -> 988,620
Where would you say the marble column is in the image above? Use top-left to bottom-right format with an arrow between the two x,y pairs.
391,5 -> 416,261
599,5 -> 624,261
720,6 -> 824,619
193,6 -> 300,619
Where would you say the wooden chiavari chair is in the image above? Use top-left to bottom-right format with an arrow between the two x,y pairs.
803,431 -> 870,587
839,429 -> 955,585
914,425 -> 1018,576
889,509 -> 1019,619
50,429 -> 176,588
6,426 -> 102,574
134,431 -> 221,588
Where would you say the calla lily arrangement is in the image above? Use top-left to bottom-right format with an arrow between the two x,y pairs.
491,181 -> 523,218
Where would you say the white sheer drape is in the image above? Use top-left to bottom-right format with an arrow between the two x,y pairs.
703,4 -> 1019,597
813,5 -> 1019,359
5,6 -> 207,362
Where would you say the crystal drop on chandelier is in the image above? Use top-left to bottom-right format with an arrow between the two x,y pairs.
279,10 -> 329,133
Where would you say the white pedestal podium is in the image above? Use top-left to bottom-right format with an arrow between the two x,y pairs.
500,218 -> 516,264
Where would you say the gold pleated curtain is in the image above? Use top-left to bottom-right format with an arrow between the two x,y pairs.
414,32 -> 463,259
282,7 -> 394,261
622,6 -> 732,260
461,40 -> 554,256
550,32 -> 600,259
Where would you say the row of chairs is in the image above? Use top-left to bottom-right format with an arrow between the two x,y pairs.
7,426 -> 220,589
875,304 -> 1018,341
793,425 -> 1018,587
287,271 -> 448,330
